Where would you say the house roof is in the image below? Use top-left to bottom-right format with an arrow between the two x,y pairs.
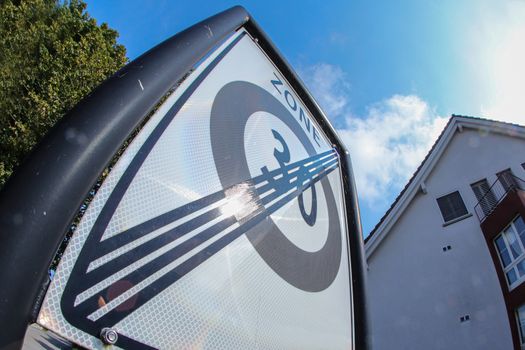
364,114 -> 525,257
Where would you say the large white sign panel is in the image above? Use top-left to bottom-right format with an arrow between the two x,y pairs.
37,29 -> 353,349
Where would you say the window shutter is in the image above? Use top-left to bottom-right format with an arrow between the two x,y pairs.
436,191 -> 468,222
471,179 -> 497,215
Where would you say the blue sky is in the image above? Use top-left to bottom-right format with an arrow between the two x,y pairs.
86,0 -> 525,236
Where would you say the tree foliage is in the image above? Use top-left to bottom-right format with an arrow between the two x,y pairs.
0,0 -> 127,188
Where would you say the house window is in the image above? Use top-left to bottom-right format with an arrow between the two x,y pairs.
497,169 -> 517,192
494,216 -> 525,288
517,304 -> 525,345
436,191 -> 468,223
471,179 -> 497,216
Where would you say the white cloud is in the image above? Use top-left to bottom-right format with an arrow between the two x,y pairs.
300,63 -> 350,118
300,64 -> 448,209
339,96 -> 447,207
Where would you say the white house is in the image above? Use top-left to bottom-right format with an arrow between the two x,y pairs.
365,115 -> 525,350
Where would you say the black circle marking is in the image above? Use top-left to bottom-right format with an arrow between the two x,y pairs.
210,81 -> 341,292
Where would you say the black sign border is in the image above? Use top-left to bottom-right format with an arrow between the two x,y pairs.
0,7 -> 369,350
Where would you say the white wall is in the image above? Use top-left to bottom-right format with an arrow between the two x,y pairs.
367,127 -> 525,350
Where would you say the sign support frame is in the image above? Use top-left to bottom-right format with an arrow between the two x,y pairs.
0,6 -> 369,349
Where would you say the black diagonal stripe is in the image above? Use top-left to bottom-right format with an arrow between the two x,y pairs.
76,159 -> 335,314
80,206 -> 225,290
74,215 -> 238,319
85,152 -> 338,282
94,163 -> 339,327
92,149 -> 336,259
258,157 -> 338,206
255,152 -> 336,194
93,190 -> 226,258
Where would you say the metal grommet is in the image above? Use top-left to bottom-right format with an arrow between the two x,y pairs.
100,327 -> 118,345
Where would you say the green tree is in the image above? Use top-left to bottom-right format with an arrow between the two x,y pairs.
0,0 -> 127,188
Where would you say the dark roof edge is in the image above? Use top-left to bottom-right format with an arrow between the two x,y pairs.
364,114 -> 525,245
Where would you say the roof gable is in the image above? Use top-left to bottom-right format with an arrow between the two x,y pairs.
364,115 -> 525,257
